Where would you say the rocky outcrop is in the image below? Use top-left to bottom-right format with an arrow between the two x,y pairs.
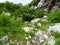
30,0 -> 60,12
25,30 -> 55,45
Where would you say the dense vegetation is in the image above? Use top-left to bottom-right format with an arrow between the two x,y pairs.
0,1 -> 60,45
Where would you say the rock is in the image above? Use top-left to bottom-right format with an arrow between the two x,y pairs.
30,0 -> 60,12
39,36 -> 44,43
0,36 -> 9,43
35,30 -> 43,36
32,40 -> 36,43
31,30 -> 55,45
48,36 -> 55,45
31,18 -> 40,24
37,0 -> 45,8
41,18 -> 48,22
47,23 -> 60,32
50,6 -> 59,12
26,41 -> 30,45
43,34 -> 48,39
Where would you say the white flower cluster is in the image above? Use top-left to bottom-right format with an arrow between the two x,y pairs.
2,12 -> 11,16
23,27 -> 33,32
25,35 -> 32,40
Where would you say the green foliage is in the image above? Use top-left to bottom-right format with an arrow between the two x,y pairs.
0,8 -> 7,14
0,1 -> 20,13
48,10 -> 60,22
0,3 -> 4,7
45,42 -> 50,45
0,14 -> 15,26
51,31 -> 60,38
55,39 -> 60,45
0,14 -> 34,40
0,1 -> 45,21
35,9 -> 45,18
12,6 -> 45,21
4,1 -> 20,12
1,1 -> 60,44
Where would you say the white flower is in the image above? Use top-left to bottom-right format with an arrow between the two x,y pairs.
43,16 -> 47,19
28,36 -> 31,39
23,27 -> 33,32
25,37 -> 28,40
37,23 -> 41,27
5,12 -> 11,16
23,27 -> 30,32
25,21 -> 28,23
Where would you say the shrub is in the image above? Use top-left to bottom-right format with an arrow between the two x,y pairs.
0,8 -> 7,14
55,39 -> 60,45
0,14 -> 15,26
48,10 -> 60,22
35,9 -> 45,18
0,14 -> 23,39
11,6 -> 45,21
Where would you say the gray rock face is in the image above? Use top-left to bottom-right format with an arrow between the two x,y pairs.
30,0 -> 60,12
